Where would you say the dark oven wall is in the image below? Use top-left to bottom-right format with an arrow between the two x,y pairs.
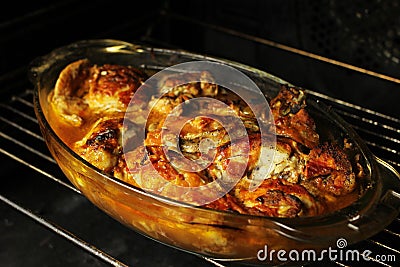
161,0 -> 400,118
0,0 -> 164,95
2,0 -> 399,117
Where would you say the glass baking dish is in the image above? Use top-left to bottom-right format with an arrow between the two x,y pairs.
30,39 -> 400,265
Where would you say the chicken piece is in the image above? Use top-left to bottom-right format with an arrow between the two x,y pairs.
122,144 -> 214,206
233,178 -> 322,217
50,59 -> 148,126
270,85 -> 319,149
143,115 -> 233,184
158,71 -> 218,97
145,98 -> 253,170
178,116 -> 232,155
72,113 -> 144,178
263,140 -> 304,184
146,70 -> 263,139
146,146 -> 210,187
206,133 -> 259,181
85,62 -> 148,111
207,134 -> 305,185
145,71 -> 219,129
150,71 -> 217,118
73,117 -> 124,172
304,143 -> 356,196
50,59 -> 91,126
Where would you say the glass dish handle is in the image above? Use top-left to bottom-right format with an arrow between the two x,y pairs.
347,156 -> 400,233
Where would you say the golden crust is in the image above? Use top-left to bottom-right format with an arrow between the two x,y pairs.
50,59 -> 362,218
50,59 -> 148,126
271,85 -> 319,148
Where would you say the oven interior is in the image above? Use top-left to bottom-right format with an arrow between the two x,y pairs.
1,0 -> 400,266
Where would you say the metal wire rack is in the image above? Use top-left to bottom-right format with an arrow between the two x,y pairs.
1,9 -> 400,267
1,68 -> 400,267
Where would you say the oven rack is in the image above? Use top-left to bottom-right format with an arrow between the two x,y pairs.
1,72 -> 399,267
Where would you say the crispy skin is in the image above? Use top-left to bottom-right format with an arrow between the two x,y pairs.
304,143 -> 356,196
145,71 -> 217,130
50,59 -> 148,126
146,146 -> 209,187
207,133 -> 260,181
86,63 -> 149,110
232,178 -> 322,217
52,63 -> 362,218
73,117 -> 124,172
158,71 -> 219,97
270,85 -> 319,149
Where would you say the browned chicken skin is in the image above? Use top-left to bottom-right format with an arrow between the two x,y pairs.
304,143 -> 357,196
50,59 -> 148,126
73,117 -> 125,173
51,59 -> 363,218
270,85 -> 319,149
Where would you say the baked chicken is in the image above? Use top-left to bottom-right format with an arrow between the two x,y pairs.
49,59 -> 148,126
50,59 -> 363,218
